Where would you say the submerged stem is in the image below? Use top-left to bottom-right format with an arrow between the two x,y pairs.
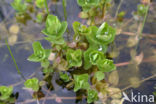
5,39 -> 26,80
139,4 -> 150,38
135,3 -> 150,50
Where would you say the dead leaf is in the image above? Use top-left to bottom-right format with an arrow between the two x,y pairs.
57,59 -> 68,71
109,50 -> 120,58
107,87 -> 122,99
134,52 -> 144,65
129,77 -> 140,88
108,70 -> 119,86
127,36 -> 139,47
8,35 -> 18,46
111,99 -> 123,104
130,49 -> 136,59
9,24 -> 19,35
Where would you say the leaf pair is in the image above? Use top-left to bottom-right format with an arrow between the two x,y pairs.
28,41 -> 51,62
73,74 -> 99,103
86,22 -> 116,46
84,49 -> 105,69
42,15 -> 68,44
84,48 -> 116,72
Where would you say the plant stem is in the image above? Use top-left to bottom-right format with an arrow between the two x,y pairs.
62,0 -> 70,40
115,0 -> 124,18
44,0 -> 49,14
5,39 -> 26,80
135,3 -> 150,50
139,4 -> 150,38
62,0 -> 67,21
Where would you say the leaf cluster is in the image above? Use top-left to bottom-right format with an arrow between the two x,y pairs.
0,86 -> 16,104
27,15 -> 116,103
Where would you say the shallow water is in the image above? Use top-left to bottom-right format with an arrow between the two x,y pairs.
0,0 -> 156,104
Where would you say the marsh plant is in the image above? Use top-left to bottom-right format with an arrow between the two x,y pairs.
25,13 -> 116,103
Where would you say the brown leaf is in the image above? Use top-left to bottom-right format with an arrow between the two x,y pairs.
9,24 -> 19,35
8,35 -> 18,46
129,77 -> 140,88
134,52 -> 144,65
107,87 -> 122,99
108,70 -> 119,86
127,36 -> 139,47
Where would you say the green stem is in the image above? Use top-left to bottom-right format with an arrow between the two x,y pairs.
139,4 -> 150,38
135,4 -> 150,51
5,39 -> 26,80
62,0 -> 70,40
62,0 -> 67,21
45,0 -> 49,14
115,0 -> 124,18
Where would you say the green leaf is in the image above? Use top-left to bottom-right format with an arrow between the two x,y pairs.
36,0 -> 45,8
73,21 -> 90,42
77,0 -> 101,11
28,42 -> 50,62
27,54 -> 42,62
89,50 -> 105,65
84,49 -> 105,70
84,49 -> 92,70
118,11 -> 126,18
96,22 -> 116,44
41,59 -> 50,68
94,71 -> 105,81
26,0 -> 33,3
0,86 -> 13,100
66,49 -> 82,68
89,43 -> 108,53
44,37 -> 65,45
36,13 -> 43,23
42,15 -> 68,44
86,22 -> 116,45
24,78 -> 39,91
11,0 -> 27,12
60,72 -> 70,82
73,21 -> 89,35
87,89 -> 98,103
97,59 -> 116,72
137,4 -> 147,16
43,67 -> 53,74
74,74 -> 90,92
